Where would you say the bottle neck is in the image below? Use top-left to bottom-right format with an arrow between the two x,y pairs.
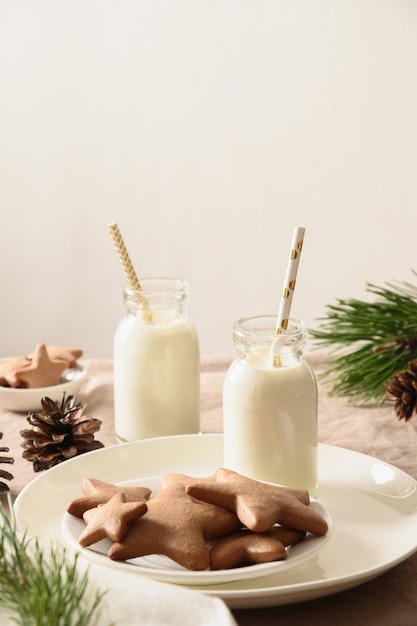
233,316 -> 307,366
123,277 -> 190,323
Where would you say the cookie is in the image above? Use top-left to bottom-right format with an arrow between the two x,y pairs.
78,492 -> 148,547
13,343 -> 67,388
0,356 -> 32,387
67,477 -> 152,518
186,468 -> 329,535
209,526 -> 306,570
0,344 -> 83,389
108,483 -> 242,570
160,472 -> 216,490
30,345 -> 83,368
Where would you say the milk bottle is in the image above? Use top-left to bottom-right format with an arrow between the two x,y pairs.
113,278 -> 200,442
223,316 -> 318,494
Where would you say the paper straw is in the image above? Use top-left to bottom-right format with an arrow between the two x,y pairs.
107,223 -> 141,291
107,222 -> 151,320
270,226 -> 305,365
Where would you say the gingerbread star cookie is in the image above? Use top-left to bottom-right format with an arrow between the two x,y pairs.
67,477 -> 152,518
160,472 -> 216,490
0,344 -> 84,388
186,468 -> 329,535
0,356 -> 32,387
209,526 -> 306,570
29,345 -> 83,368
78,492 -> 148,547
13,343 -> 67,388
108,483 -> 242,570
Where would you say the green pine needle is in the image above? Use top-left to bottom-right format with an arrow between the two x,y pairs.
310,273 -> 417,405
0,495 -> 112,626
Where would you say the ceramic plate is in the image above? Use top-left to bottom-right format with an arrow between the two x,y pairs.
61,475 -> 332,585
13,434 -> 417,608
0,361 -> 86,412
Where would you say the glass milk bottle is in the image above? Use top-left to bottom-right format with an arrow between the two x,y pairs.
223,316 -> 318,494
113,278 -> 200,442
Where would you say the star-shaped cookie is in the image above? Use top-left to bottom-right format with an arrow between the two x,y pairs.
78,492 -> 148,547
29,345 -> 83,368
67,478 -> 152,518
160,472 -> 216,490
13,343 -> 67,388
108,483 -> 242,570
0,356 -> 32,387
209,526 -> 306,569
186,468 -> 329,535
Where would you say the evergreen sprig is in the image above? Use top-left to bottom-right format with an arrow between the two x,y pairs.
309,273 -> 417,405
0,495 -> 111,626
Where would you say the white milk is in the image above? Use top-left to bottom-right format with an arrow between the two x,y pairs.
113,279 -> 200,442
223,317 -> 318,494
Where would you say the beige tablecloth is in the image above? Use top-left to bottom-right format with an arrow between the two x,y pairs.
2,352 -> 417,626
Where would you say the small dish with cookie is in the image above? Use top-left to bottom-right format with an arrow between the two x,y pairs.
0,343 -> 86,412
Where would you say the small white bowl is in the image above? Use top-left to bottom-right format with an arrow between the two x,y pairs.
0,364 -> 87,413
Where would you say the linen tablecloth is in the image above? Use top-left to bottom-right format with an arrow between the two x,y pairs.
2,351 -> 417,626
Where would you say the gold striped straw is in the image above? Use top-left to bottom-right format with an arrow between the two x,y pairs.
270,226 -> 305,366
107,222 -> 151,320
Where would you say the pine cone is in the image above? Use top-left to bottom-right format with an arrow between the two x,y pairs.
386,360 -> 417,421
0,432 -> 14,491
20,394 -> 104,472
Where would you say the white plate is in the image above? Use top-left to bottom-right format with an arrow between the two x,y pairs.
61,475 -> 332,585
0,362 -> 86,412
13,434 -> 417,608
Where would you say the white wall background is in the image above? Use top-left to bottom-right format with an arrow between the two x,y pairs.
0,0 -> 416,359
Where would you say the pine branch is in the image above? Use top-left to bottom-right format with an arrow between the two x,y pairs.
0,495 -> 112,626
310,273 -> 417,404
